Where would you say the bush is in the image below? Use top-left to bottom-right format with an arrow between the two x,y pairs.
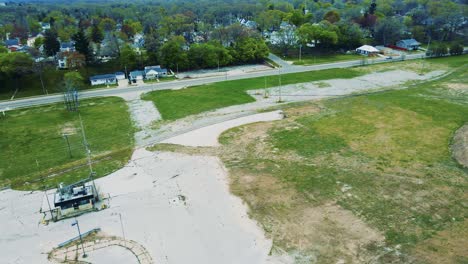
449,43 -> 464,55
427,44 -> 448,57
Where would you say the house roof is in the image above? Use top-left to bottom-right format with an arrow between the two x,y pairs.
5,39 -> 19,46
89,74 -> 116,81
115,72 -> 125,76
145,66 -> 167,73
129,70 -> 144,77
60,42 -> 75,49
398,39 -> 421,46
356,45 -> 379,52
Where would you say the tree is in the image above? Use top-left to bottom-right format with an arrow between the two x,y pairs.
64,71 -> 85,90
273,23 -> 298,55
43,30 -> 60,57
297,22 -> 338,50
323,10 -> 340,24
119,45 -> 138,70
159,36 -> 189,70
232,37 -> 269,63
374,17 -> 404,45
0,53 -> 33,93
33,37 -> 44,49
188,42 -> 233,69
121,24 -> 136,39
99,18 -> 116,32
336,22 -> 363,49
65,51 -> 86,69
90,24 -> 104,44
0,46 -> 8,53
72,30 -> 91,63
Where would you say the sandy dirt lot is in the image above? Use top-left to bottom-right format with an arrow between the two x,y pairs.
0,149 -> 276,264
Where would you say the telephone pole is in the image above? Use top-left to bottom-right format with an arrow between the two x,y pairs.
78,113 -> 99,200
277,68 -> 282,103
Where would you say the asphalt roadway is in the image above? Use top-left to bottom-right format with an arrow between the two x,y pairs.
0,53 -> 426,111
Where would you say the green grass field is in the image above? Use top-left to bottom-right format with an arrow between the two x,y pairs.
0,97 -> 134,190
219,56 -> 467,262
142,68 -> 363,120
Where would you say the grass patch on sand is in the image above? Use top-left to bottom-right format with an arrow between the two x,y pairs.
0,97 -> 134,190
142,68 -> 362,120
219,58 -> 467,262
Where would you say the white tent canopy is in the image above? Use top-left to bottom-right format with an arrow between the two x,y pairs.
356,45 -> 380,56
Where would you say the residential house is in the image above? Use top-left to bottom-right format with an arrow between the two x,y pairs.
27,33 -> 44,47
60,42 -> 75,52
89,74 -> 117,86
356,45 -> 380,56
40,22 -> 51,32
129,70 -> 144,83
115,72 -> 126,80
144,65 -> 168,79
57,54 -> 68,69
5,38 -> 19,48
396,39 -> 421,50
5,38 -> 21,52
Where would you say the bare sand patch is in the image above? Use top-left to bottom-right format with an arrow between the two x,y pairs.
0,149 -> 276,264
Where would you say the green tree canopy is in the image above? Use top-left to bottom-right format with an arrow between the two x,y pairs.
43,30 -> 60,57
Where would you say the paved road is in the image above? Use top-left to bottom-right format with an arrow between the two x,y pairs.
0,53 -> 426,110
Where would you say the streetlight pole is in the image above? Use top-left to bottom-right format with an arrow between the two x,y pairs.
299,44 -> 302,62
277,68 -> 282,103
119,213 -> 126,240
71,219 -> 87,258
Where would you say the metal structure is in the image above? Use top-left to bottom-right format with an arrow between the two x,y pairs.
63,86 -> 79,112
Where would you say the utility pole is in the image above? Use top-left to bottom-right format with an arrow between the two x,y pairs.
78,113 -> 99,201
420,36 -> 431,75
277,68 -> 282,103
62,134 -> 72,158
44,190 -> 55,221
71,219 -> 87,258
119,213 -> 126,240
299,44 -> 302,62
263,76 -> 268,98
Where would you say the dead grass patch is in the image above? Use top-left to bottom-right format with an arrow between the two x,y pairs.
412,220 -> 468,264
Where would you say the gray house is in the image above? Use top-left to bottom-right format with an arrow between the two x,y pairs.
89,74 -> 117,86
396,39 -> 421,50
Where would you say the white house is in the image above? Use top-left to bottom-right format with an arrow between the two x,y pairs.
57,57 -> 67,69
115,72 -> 126,80
144,65 -> 168,79
356,45 -> 380,56
129,70 -> 144,83
89,74 -> 117,86
396,39 -> 421,50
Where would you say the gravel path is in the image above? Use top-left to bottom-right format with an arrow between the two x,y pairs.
162,110 -> 284,147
